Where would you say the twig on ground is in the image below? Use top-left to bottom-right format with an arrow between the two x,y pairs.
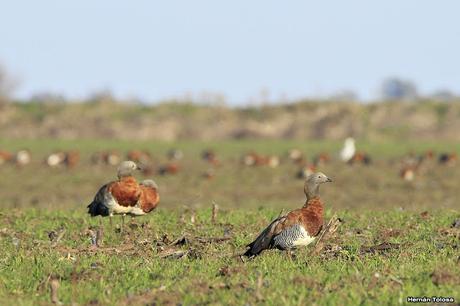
49,276 -> 62,305
212,203 -> 219,223
311,214 -> 341,255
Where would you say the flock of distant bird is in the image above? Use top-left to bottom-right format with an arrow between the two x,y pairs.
0,149 -> 32,167
0,138 -> 457,182
399,150 -> 457,181
1,138 -> 457,256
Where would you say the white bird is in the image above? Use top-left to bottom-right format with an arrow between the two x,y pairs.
15,150 -> 31,166
340,137 -> 356,162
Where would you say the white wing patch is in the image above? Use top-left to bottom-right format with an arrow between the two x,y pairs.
104,192 -> 146,216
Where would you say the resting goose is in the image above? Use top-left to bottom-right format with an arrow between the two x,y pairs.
243,172 -> 332,257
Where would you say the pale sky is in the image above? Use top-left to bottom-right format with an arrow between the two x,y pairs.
1,0 -> 459,104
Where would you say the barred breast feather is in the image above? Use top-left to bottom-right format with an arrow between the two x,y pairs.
272,224 -> 315,250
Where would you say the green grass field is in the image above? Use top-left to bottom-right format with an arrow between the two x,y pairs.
1,209 -> 459,305
0,139 -> 459,305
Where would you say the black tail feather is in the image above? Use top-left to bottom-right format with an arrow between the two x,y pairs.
242,216 -> 284,257
87,184 -> 110,217
87,200 -> 109,216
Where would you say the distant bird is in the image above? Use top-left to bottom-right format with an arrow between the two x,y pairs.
0,150 -> 13,165
400,153 -> 422,181
419,150 -> 435,163
243,172 -> 332,258
288,149 -> 304,164
296,164 -> 316,179
242,152 -> 280,168
105,151 -> 121,166
242,152 -> 263,166
438,152 -> 457,166
46,151 -> 79,168
167,148 -> 184,161
202,149 -> 220,166
348,152 -> 372,165
400,165 -> 417,182
267,155 -> 280,168
312,152 -> 331,167
87,161 -> 145,229
64,150 -> 80,169
46,152 -> 66,167
91,151 -> 121,166
340,137 -> 356,162
127,150 -> 152,165
15,150 -> 31,167
158,162 -> 180,175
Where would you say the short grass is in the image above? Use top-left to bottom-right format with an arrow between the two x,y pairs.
0,208 -> 459,305
0,139 -> 459,305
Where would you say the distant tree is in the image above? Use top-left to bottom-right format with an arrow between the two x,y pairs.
330,90 -> 359,102
87,89 -> 115,104
196,91 -> 226,106
0,63 -> 16,108
380,78 -> 418,100
30,92 -> 67,103
431,90 -> 457,102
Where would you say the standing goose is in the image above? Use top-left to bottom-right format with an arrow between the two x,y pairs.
87,161 -> 143,228
243,172 -> 332,257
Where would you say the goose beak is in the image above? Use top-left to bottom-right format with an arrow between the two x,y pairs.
326,177 -> 332,183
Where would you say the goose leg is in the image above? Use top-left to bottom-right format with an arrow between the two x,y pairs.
97,219 -> 103,247
121,214 -> 126,233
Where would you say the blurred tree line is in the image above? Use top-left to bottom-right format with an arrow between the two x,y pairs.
0,63 -> 15,108
0,62 -> 458,105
